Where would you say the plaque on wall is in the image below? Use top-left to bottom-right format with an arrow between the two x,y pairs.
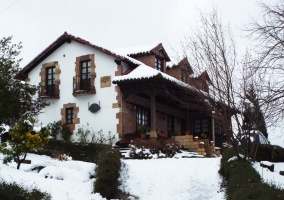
100,76 -> 111,88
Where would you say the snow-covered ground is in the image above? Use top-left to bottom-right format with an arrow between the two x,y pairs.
253,161 -> 284,189
119,158 -> 224,200
0,151 -> 283,200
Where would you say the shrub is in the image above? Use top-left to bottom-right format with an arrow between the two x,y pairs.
94,147 -> 121,199
252,144 -> 284,162
0,179 -> 51,200
61,124 -> 72,142
0,119 -> 49,169
36,140 -> 109,163
46,121 -> 72,142
220,148 -> 284,200
46,121 -> 61,139
76,123 -> 116,145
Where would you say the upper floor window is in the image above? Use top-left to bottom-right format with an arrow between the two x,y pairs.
80,60 -> 91,91
39,61 -> 60,99
46,67 -> 56,96
155,57 -> 163,72
66,107 -> 74,124
73,54 -> 96,96
181,71 -> 187,83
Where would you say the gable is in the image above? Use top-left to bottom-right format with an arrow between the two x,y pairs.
15,32 -> 138,80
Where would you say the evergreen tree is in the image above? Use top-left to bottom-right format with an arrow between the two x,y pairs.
243,85 -> 268,138
0,36 -> 48,131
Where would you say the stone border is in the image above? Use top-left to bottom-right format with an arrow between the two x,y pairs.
60,103 -> 80,131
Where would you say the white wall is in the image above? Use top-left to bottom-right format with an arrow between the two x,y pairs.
27,41 -> 130,142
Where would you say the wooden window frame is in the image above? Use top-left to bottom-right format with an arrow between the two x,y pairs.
193,118 -> 209,136
66,108 -> 74,124
136,106 -> 150,129
155,57 -> 163,72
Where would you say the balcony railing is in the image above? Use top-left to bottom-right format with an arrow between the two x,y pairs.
73,75 -> 96,96
39,82 -> 59,99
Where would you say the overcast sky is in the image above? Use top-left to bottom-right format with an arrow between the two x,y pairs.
0,0 -> 272,67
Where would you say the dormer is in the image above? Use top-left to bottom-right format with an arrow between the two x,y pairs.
166,57 -> 194,84
190,71 -> 211,93
114,43 -> 170,72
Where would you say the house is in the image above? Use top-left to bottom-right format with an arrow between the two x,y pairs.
16,32 -> 230,150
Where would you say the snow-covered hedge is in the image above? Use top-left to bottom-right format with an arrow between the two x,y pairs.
220,148 -> 284,199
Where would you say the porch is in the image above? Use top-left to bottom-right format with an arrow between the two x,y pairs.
113,71 -> 230,153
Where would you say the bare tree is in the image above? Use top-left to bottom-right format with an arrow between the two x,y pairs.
245,1 -> 284,128
180,9 -> 256,159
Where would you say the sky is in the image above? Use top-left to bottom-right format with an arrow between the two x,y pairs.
0,0 -> 271,67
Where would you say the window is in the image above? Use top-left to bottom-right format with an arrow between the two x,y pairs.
39,61 -> 60,99
46,67 -> 56,96
155,57 -> 163,72
181,71 -> 187,83
80,60 -> 91,91
193,119 -> 209,136
215,121 -> 222,135
73,54 -> 96,96
66,108 -> 74,124
136,107 -> 150,128
167,115 -> 174,133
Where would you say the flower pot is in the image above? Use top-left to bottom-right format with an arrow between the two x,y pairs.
140,133 -> 146,139
185,131 -> 190,135
158,133 -> 165,139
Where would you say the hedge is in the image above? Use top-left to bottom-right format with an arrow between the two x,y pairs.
220,148 -> 284,200
252,144 -> 284,162
0,179 -> 51,200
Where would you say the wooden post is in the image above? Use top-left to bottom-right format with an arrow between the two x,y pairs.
150,94 -> 157,138
185,110 -> 189,134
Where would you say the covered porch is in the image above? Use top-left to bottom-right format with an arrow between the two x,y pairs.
113,72 -> 227,152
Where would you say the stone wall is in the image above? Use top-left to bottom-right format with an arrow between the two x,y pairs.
174,135 -> 217,157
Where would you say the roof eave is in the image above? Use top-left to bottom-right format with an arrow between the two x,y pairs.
15,35 -> 70,80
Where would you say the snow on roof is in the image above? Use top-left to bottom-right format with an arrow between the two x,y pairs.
166,61 -> 177,68
114,43 -> 160,55
113,64 -> 201,93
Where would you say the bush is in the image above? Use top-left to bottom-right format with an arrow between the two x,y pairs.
0,120 -> 49,169
46,121 -> 61,139
61,124 -> 72,142
0,179 -> 51,200
36,140 -> 109,163
76,123 -> 116,145
252,144 -> 284,162
220,148 -> 284,200
94,147 -> 121,199
46,121 -> 72,142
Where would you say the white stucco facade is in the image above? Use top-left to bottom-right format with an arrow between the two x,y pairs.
26,40 -> 130,141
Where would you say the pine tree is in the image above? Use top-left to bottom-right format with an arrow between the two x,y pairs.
243,85 -> 268,138
0,36 -> 48,131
